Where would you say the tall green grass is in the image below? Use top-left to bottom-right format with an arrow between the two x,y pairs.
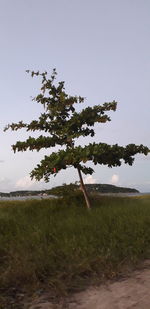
0,194 -> 150,297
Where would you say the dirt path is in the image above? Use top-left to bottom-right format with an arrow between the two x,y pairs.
28,261 -> 150,309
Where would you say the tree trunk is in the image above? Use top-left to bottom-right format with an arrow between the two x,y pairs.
77,167 -> 91,209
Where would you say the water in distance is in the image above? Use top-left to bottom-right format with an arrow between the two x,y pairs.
0,192 -> 149,201
0,195 -> 58,201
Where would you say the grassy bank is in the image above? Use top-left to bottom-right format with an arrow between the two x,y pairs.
0,194 -> 150,305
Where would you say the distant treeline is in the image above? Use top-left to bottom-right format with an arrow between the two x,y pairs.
0,190 -> 45,197
85,183 -> 139,193
0,183 -> 139,197
48,183 -> 139,196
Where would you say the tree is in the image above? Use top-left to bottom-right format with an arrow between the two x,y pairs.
4,69 -> 149,208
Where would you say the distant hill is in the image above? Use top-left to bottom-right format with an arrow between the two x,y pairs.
85,184 -> 139,193
0,183 -> 139,197
48,183 -> 139,196
0,190 -> 45,197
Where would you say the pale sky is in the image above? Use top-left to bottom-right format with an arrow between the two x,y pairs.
0,0 -> 150,192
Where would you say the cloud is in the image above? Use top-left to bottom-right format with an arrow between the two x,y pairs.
0,177 -> 12,192
84,175 -> 97,184
15,176 -> 36,189
110,174 -> 119,185
0,160 -> 4,163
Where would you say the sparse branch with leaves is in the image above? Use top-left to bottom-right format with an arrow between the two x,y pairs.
4,69 -> 149,208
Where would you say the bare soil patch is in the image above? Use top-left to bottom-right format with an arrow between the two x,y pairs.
26,261 -> 150,309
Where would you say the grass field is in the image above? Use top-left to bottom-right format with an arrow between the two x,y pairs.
0,193 -> 150,305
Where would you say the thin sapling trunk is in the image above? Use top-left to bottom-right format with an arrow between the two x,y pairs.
77,167 -> 91,209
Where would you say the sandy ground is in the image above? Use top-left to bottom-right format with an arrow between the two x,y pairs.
28,261 -> 150,309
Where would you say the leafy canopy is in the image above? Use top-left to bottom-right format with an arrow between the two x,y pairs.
4,69 -> 149,182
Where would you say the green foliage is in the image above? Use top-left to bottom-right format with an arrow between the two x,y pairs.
30,142 -> 149,181
4,68 -> 149,185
